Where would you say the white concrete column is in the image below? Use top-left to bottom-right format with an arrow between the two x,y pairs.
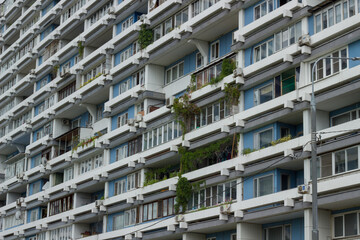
183,233 -> 206,240
303,109 -> 311,135
239,90 -> 245,112
238,9 -> 245,28
302,16 -> 309,35
104,149 -> 110,166
104,181 -> 109,199
304,158 -> 311,184
299,61 -> 308,88
304,209 -> 332,240
237,177 -> 243,200
237,50 -> 245,69
109,85 -> 114,100
237,222 -> 262,240
239,133 -> 244,154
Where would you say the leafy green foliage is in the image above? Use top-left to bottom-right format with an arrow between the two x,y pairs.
175,176 -> 192,214
78,41 -> 84,58
138,24 -> 153,49
224,83 -> 241,106
209,58 -> 236,85
144,165 -> 178,186
173,94 -> 200,139
179,136 -> 238,174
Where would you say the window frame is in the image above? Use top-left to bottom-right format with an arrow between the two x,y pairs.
253,174 -> 274,198
333,210 -> 360,238
210,41 -> 220,61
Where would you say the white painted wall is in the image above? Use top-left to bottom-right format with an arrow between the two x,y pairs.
237,222 -> 262,240
145,64 -> 164,92
183,233 -> 206,240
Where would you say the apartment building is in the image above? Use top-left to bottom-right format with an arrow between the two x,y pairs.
0,0 -> 359,239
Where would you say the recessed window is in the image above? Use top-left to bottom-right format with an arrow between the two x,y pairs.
210,41 -> 220,61
254,174 -> 273,197
165,62 -> 184,84
254,0 -> 274,20
254,84 -> 273,106
264,225 -> 291,240
196,52 -> 203,69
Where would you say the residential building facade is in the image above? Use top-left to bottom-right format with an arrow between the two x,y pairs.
0,0 -> 359,239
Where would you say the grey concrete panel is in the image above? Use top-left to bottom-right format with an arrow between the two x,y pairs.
51,161 -> 72,173
317,133 -> 360,155
189,132 -> 229,150
196,91 -> 226,108
108,132 -> 137,148
316,78 -> 360,104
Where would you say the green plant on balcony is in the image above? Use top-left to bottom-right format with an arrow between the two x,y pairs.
209,58 -> 236,85
179,136 -> 238,174
53,64 -> 59,77
80,72 -> 103,88
78,41 -> 84,59
224,83 -> 241,106
144,165 -> 178,186
72,132 -> 103,152
138,24 -> 153,49
271,135 -> 292,146
173,94 -> 200,139
175,176 -> 192,214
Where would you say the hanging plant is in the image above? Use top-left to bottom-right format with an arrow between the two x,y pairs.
175,176 -> 192,214
224,83 -> 241,106
209,58 -> 237,85
178,136 -> 238,174
78,41 -> 84,59
53,64 -> 59,77
138,24 -> 153,49
173,94 -> 200,139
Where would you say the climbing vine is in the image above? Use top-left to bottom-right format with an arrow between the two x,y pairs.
144,165 -> 179,186
138,24 -> 153,49
175,176 -> 192,214
224,83 -> 241,106
78,41 -> 84,58
209,58 -> 236,85
178,136 -> 238,174
173,94 -> 200,139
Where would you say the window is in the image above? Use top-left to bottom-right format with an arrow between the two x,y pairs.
189,181 -> 236,210
49,195 -> 73,216
62,0 -> 87,23
162,197 -> 175,217
96,104 -> 104,121
119,79 -> 130,95
30,209 -> 39,222
143,121 -> 182,150
132,68 -> 145,86
166,62 -> 184,84
49,226 -> 72,240
143,198 -> 176,221
59,81 -> 76,101
122,16 -> 134,31
334,212 -> 360,238
254,84 -> 273,106
113,213 -> 124,230
210,41 -> 220,61
207,238 -> 216,240
192,99 -> 229,130
311,48 -> 348,81
127,172 -> 141,191
85,61 -> 105,82
192,0 -> 219,17
116,144 -> 128,161
114,179 -> 126,195
273,22 -> 301,52
254,0 -> 274,20
64,167 -> 74,181
331,109 -> 358,126
117,112 -> 128,128
79,154 -> 103,174
32,181 -> 42,194
254,174 -> 273,197
231,234 -> 237,240
124,208 -> 137,226
264,225 -> 291,240
87,1 -> 112,27
120,48 -> 131,62
334,146 -> 358,174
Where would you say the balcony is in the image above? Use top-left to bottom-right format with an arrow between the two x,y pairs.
53,127 -> 93,157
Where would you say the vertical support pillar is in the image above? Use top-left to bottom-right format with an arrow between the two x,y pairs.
237,222 -> 262,240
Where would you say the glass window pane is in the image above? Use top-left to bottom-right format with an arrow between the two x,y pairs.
346,147 -> 358,171
259,175 -> 273,196
259,84 -> 273,104
332,112 -> 350,126
335,4 -> 341,23
261,43 -> 267,60
268,40 -> 273,56
320,153 -> 332,177
282,29 -> 288,48
275,32 -> 281,51
268,226 -> 282,240
349,0 -> 355,16
333,51 -> 339,73
289,25 -> 295,44
315,14 -> 321,33
345,213 -> 357,236
341,49 -> 347,69
322,11 -> 328,29
335,216 -> 344,237
217,185 -> 223,203
255,6 -> 260,20
328,8 -> 334,26
285,225 -> 291,240
343,2 -> 348,19
325,57 -> 331,76
335,150 -> 346,174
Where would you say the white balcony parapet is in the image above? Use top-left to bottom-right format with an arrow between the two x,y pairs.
147,0 -> 182,20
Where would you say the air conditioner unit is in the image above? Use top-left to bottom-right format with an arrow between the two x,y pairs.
175,214 -> 184,222
95,200 -> 104,207
16,197 -> 24,206
233,67 -> 243,77
15,210 -> 22,220
127,118 -> 135,126
102,69 -> 109,75
166,96 -> 174,108
220,204 -> 231,215
62,119 -> 70,125
135,114 -> 143,123
60,66 -> 70,78
298,34 -> 311,47
30,69 -> 36,75
297,184 -> 310,194
107,7 -> 115,14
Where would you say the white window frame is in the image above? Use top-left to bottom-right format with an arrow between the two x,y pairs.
332,210 -> 360,238
210,41 -> 220,61
254,83 -> 274,106
165,61 -> 184,84
254,0 -> 274,20
117,112 -> 128,128
254,127 -> 273,150
331,108 -> 358,126
196,52 -> 203,69
114,179 -> 126,195
253,174 -> 274,198
332,146 -> 359,175
264,224 -> 291,240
